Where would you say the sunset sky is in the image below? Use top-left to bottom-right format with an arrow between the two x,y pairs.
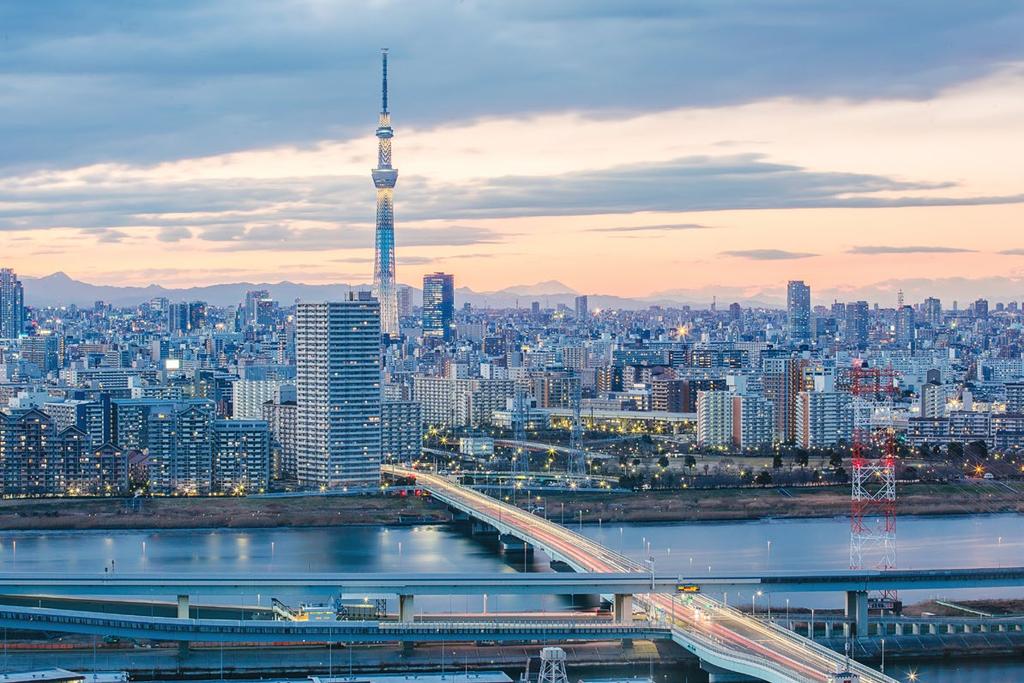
2,2 -> 1024,304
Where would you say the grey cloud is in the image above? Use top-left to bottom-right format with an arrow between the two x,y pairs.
999,248 -> 1024,256
587,223 -> 713,233
156,226 -> 192,242
2,2 -> 1024,170
848,245 -> 976,254
93,228 -> 130,243
0,155 -> 1020,243
722,249 -> 818,260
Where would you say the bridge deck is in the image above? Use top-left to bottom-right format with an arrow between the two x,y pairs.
386,465 -> 898,683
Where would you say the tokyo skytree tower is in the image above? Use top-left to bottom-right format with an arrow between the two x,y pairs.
371,48 -> 399,337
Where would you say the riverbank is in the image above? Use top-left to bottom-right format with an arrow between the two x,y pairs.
0,481 -> 1019,530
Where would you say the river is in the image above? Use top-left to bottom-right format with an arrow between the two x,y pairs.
0,513 -> 1021,681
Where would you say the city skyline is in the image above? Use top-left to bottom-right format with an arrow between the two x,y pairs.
2,3 -> 1024,302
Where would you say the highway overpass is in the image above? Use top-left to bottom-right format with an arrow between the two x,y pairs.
385,465 -> 897,683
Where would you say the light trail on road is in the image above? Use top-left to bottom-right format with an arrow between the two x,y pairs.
388,465 -> 895,683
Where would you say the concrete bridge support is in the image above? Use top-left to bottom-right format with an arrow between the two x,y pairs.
911,623 -> 921,635
845,590 -> 869,637
700,661 -> 762,682
399,594 -> 415,623
177,594 -> 190,619
614,593 -> 633,624
472,520 -> 497,536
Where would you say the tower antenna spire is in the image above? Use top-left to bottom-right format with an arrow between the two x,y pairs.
381,48 -> 389,113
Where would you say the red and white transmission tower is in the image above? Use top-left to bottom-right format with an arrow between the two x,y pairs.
848,361 -> 899,573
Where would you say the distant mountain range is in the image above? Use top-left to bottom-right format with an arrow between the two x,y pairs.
24,272 -> 779,310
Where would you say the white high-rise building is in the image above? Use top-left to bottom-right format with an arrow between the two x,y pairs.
697,390 -> 733,448
296,298 -> 382,488
233,379 -> 293,419
796,390 -> 853,449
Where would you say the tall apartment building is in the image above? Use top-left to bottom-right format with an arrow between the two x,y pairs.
0,268 -> 24,340
412,376 -> 515,427
381,400 -> 422,463
233,379 -> 293,419
697,390 -> 733,448
262,399 -> 297,480
762,356 -> 805,443
296,299 -> 382,489
795,390 -> 853,449
146,402 -> 215,495
212,419 -> 270,493
1006,382 -> 1024,414
731,394 -> 775,450
786,280 -> 811,342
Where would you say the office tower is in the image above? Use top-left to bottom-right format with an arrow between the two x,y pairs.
0,268 -> 24,339
212,419 -> 270,494
241,289 -> 271,327
786,280 -> 811,342
397,286 -> 413,318
167,303 -> 190,334
845,301 -> 869,347
973,298 -> 989,320
574,295 -> 589,320
531,301 -> 541,316
381,399 -> 422,463
296,299 -> 382,488
263,398 -> 297,479
422,272 -> 455,341
796,390 -> 853,449
923,297 -> 942,326
372,49 -> 400,337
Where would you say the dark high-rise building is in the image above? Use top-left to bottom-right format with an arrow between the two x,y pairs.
0,268 -> 24,339
787,280 -> 811,342
574,295 -> 589,320
923,297 -> 942,326
845,301 -> 869,347
422,272 -> 455,341
973,298 -> 989,320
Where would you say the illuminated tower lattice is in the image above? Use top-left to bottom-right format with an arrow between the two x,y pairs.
372,48 -> 400,337
849,362 -> 899,573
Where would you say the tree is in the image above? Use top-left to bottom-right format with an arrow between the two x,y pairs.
754,470 -> 773,486
684,455 -> 697,469
828,451 -> 843,469
965,440 -> 988,461
657,455 -> 670,469
772,454 -> 783,469
794,449 -> 810,467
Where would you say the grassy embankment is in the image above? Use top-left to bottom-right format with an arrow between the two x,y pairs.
0,480 -> 1019,531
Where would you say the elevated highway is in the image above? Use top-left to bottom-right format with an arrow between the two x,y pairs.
386,465 -> 896,683
0,604 -> 667,643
